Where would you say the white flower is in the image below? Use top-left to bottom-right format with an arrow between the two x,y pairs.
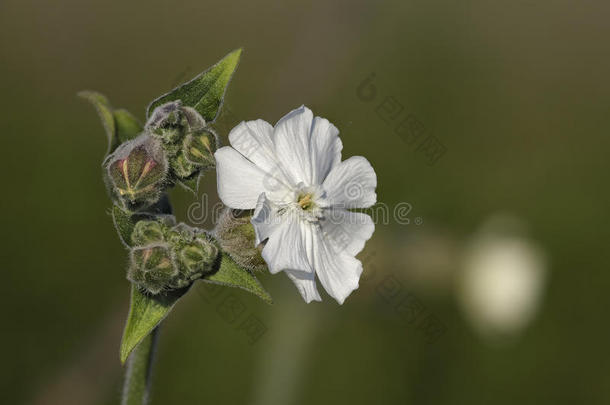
214,106 -> 376,304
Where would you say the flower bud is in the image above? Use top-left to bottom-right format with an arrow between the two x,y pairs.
183,128 -> 217,169
105,135 -> 167,210
165,222 -> 196,246
170,153 -> 198,179
128,243 -> 178,295
178,236 -> 219,275
127,222 -> 220,293
131,220 -> 166,245
215,208 -> 266,272
145,101 -> 206,145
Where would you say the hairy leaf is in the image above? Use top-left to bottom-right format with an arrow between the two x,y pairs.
79,91 -> 118,154
120,286 -> 187,364
204,253 -> 272,304
146,49 -> 242,122
114,109 -> 143,143
112,205 -> 137,247
80,92 -> 143,155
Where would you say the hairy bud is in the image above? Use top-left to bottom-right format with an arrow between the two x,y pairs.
128,221 -> 220,294
180,235 -> 219,274
128,243 -> 178,295
131,220 -> 166,245
146,101 -> 206,144
105,135 -> 167,210
145,101 -> 217,182
171,153 -> 198,179
215,208 -> 266,272
183,128 -> 217,169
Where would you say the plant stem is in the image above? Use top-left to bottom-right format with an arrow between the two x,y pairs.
121,326 -> 160,405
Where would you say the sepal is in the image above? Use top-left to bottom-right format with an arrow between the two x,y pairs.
214,208 -> 267,272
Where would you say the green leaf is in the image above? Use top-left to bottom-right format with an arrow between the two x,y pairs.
114,109 -> 143,143
120,285 -> 186,364
112,205 -> 138,247
204,253 -> 273,304
147,48 -> 242,122
79,91 -> 118,154
80,91 -> 143,155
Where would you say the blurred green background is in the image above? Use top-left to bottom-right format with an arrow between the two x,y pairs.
2,0 -> 609,404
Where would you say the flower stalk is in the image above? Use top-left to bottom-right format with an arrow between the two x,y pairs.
121,326 -> 160,405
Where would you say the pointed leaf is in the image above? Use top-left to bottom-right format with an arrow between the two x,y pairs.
120,285 -> 186,364
204,253 -> 272,304
112,205 -> 137,247
80,91 -> 143,155
114,109 -> 143,143
147,48 -> 242,122
79,91 -> 119,154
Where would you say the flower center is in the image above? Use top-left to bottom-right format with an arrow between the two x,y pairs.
297,193 -> 315,211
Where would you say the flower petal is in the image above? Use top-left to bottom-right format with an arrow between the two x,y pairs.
312,226 -> 363,304
214,146 -> 267,209
309,116 -> 343,185
320,210 -> 375,256
322,156 -> 377,209
228,120 -> 275,169
261,212 -> 312,274
251,193 -> 283,245
273,106 -> 315,185
228,120 -> 294,190
285,269 -> 322,303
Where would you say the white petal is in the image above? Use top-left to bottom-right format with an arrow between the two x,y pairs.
320,210 -> 375,256
227,120 -> 297,201
285,269 -> 322,303
214,147 -> 267,209
322,156 -> 377,209
228,120 -> 294,189
309,116 -> 343,185
261,213 -> 312,274
251,193 -> 283,245
312,227 -> 363,304
228,120 -> 275,170
273,106 -> 315,185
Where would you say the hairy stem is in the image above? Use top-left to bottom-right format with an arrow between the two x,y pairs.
121,326 -> 160,405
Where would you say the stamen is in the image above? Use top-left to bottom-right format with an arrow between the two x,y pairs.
298,193 -> 313,210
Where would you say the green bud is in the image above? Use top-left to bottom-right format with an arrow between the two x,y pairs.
105,135 -> 167,210
128,243 -> 178,295
169,225 -> 219,278
131,220 -> 166,245
170,152 -> 198,179
178,235 -> 219,276
127,222 -> 220,293
183,128 -> 217,169
214,208 -> 267,272
146,101 -> 206,145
